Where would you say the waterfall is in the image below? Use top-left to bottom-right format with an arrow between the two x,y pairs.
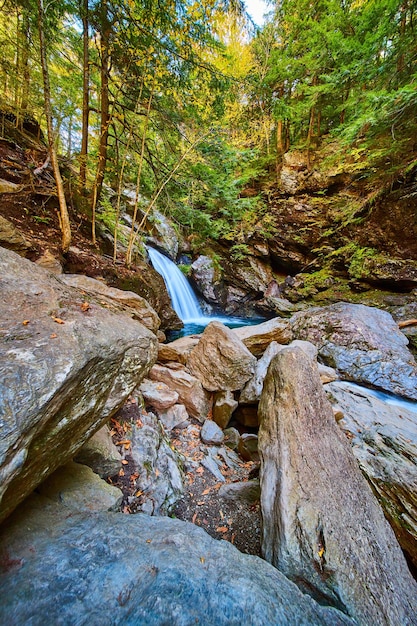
147,247 -> 204,322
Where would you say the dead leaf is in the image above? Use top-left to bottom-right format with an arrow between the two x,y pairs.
135,490 -> 144,497
80,301 -> 90,312
121,459 -> 128,465
135,418 -> 143,428
130,473 -> 139,482
146,539 -> 152,543
119,468 -> 125,477
200,557 -> 205,564
50,333 -> 57,339
196,467 -> 204,474
202,488 -> 210,495
216,526 -> 228,533
122,506 -> 130,514
53,317 -> 65,324
22,320 -> 30,326
192,512 -> 198,524
118,439 -> 131,446
197,501 -> 205,506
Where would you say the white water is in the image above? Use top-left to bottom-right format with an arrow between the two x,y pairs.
345,382 -> 417,414
147,247 -> 203,321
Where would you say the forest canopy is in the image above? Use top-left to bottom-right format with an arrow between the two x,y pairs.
0,0 -> 416,253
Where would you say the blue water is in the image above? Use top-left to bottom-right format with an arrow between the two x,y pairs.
345,382 -> 417,414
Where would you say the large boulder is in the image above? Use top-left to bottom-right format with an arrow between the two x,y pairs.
258,347 -> 417,625
61,273 -> 160,333
291,302 -> 417,400
190,255 -> 219,303
0,246 -> 158,524
0,494 -> 354,626
149,363 -> 211,421
325,381 -> 417,569
188,322 -> 257,392
232,317 -> 293,356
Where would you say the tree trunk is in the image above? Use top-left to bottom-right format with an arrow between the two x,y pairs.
79,0 -> 90,194
37,0 -> 71,252
91,0 -> 111,245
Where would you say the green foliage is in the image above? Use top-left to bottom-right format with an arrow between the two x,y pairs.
230,243 -> 250,261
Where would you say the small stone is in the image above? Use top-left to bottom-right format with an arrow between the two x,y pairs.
319,363 -> 339,384
158,404 -> 189,431
139,378 -> 179,411
213,390 -> 238,429
218,480 -> 260,504
223,427 -> 240,450
238,433 -> 259,462
201,420 -> 224,445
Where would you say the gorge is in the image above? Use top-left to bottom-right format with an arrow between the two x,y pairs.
1,0 -> 417,622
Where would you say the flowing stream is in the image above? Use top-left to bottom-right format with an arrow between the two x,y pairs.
147,246 -> 260,335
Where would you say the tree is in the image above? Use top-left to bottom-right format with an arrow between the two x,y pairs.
37,0 -> 71,252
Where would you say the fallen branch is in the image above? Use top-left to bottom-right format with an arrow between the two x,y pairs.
33,154 -> 50,176
398,319 -> 417,329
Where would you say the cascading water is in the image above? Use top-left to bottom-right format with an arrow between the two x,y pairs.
147,246 -> 260,336
147,246 -> 203,321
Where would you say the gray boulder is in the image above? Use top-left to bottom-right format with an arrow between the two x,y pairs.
139,378 -> 179,411
191,254 -> 219,302
0,246 -> 158,524
61,273 -> 160,333
74,425 -> 123,478
0,493 -> 354,626
158,403 -> 189,432
201,420 -> 224,445
326,380 -> 417,569
291,302 -> 417,400
258,346 -> 417,625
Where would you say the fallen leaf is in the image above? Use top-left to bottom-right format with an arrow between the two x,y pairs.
318,546 -> 325,559
122,506 -> 130,514
130,473 -> 139,482
200,557 -> 205,564
192,512 -> 198,524
136,418 -> 143,427
135,490 -> 143,497
50,333 -> 57,339
118,439 -> 131,446
123,442 -> 131,450
53,317 -> 65,324
216,526 -> 228,533
121,459 -> 128,465
119,468 -> 125,477
197,501 -> 205,505
231,534 -> 236,544
146,539 -> 152,543
22,320 -> 30,326
80,301 -> 90,312
196,467 -> 204,474
155,468 -> 160,477
202,488 -> 210,495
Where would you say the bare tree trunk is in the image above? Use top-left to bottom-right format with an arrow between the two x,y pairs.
79,0 -> 89,194
91,0 -> 111,245
37,0 -> 71,252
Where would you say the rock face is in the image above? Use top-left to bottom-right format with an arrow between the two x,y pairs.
0,215 -> 29,255
61,273 -> 160,333
240,341 -> 284,404
291,302 -> 417,400
0,494 -> 354,626
325,381 -> 417,569
258,347 -> 417,625
188,322 -> 257,391
0,246 -> 158,524
233,317 -> 293,356
129,412 -> 184,515
191,255 -> 219,303
149,363 -> 211,420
